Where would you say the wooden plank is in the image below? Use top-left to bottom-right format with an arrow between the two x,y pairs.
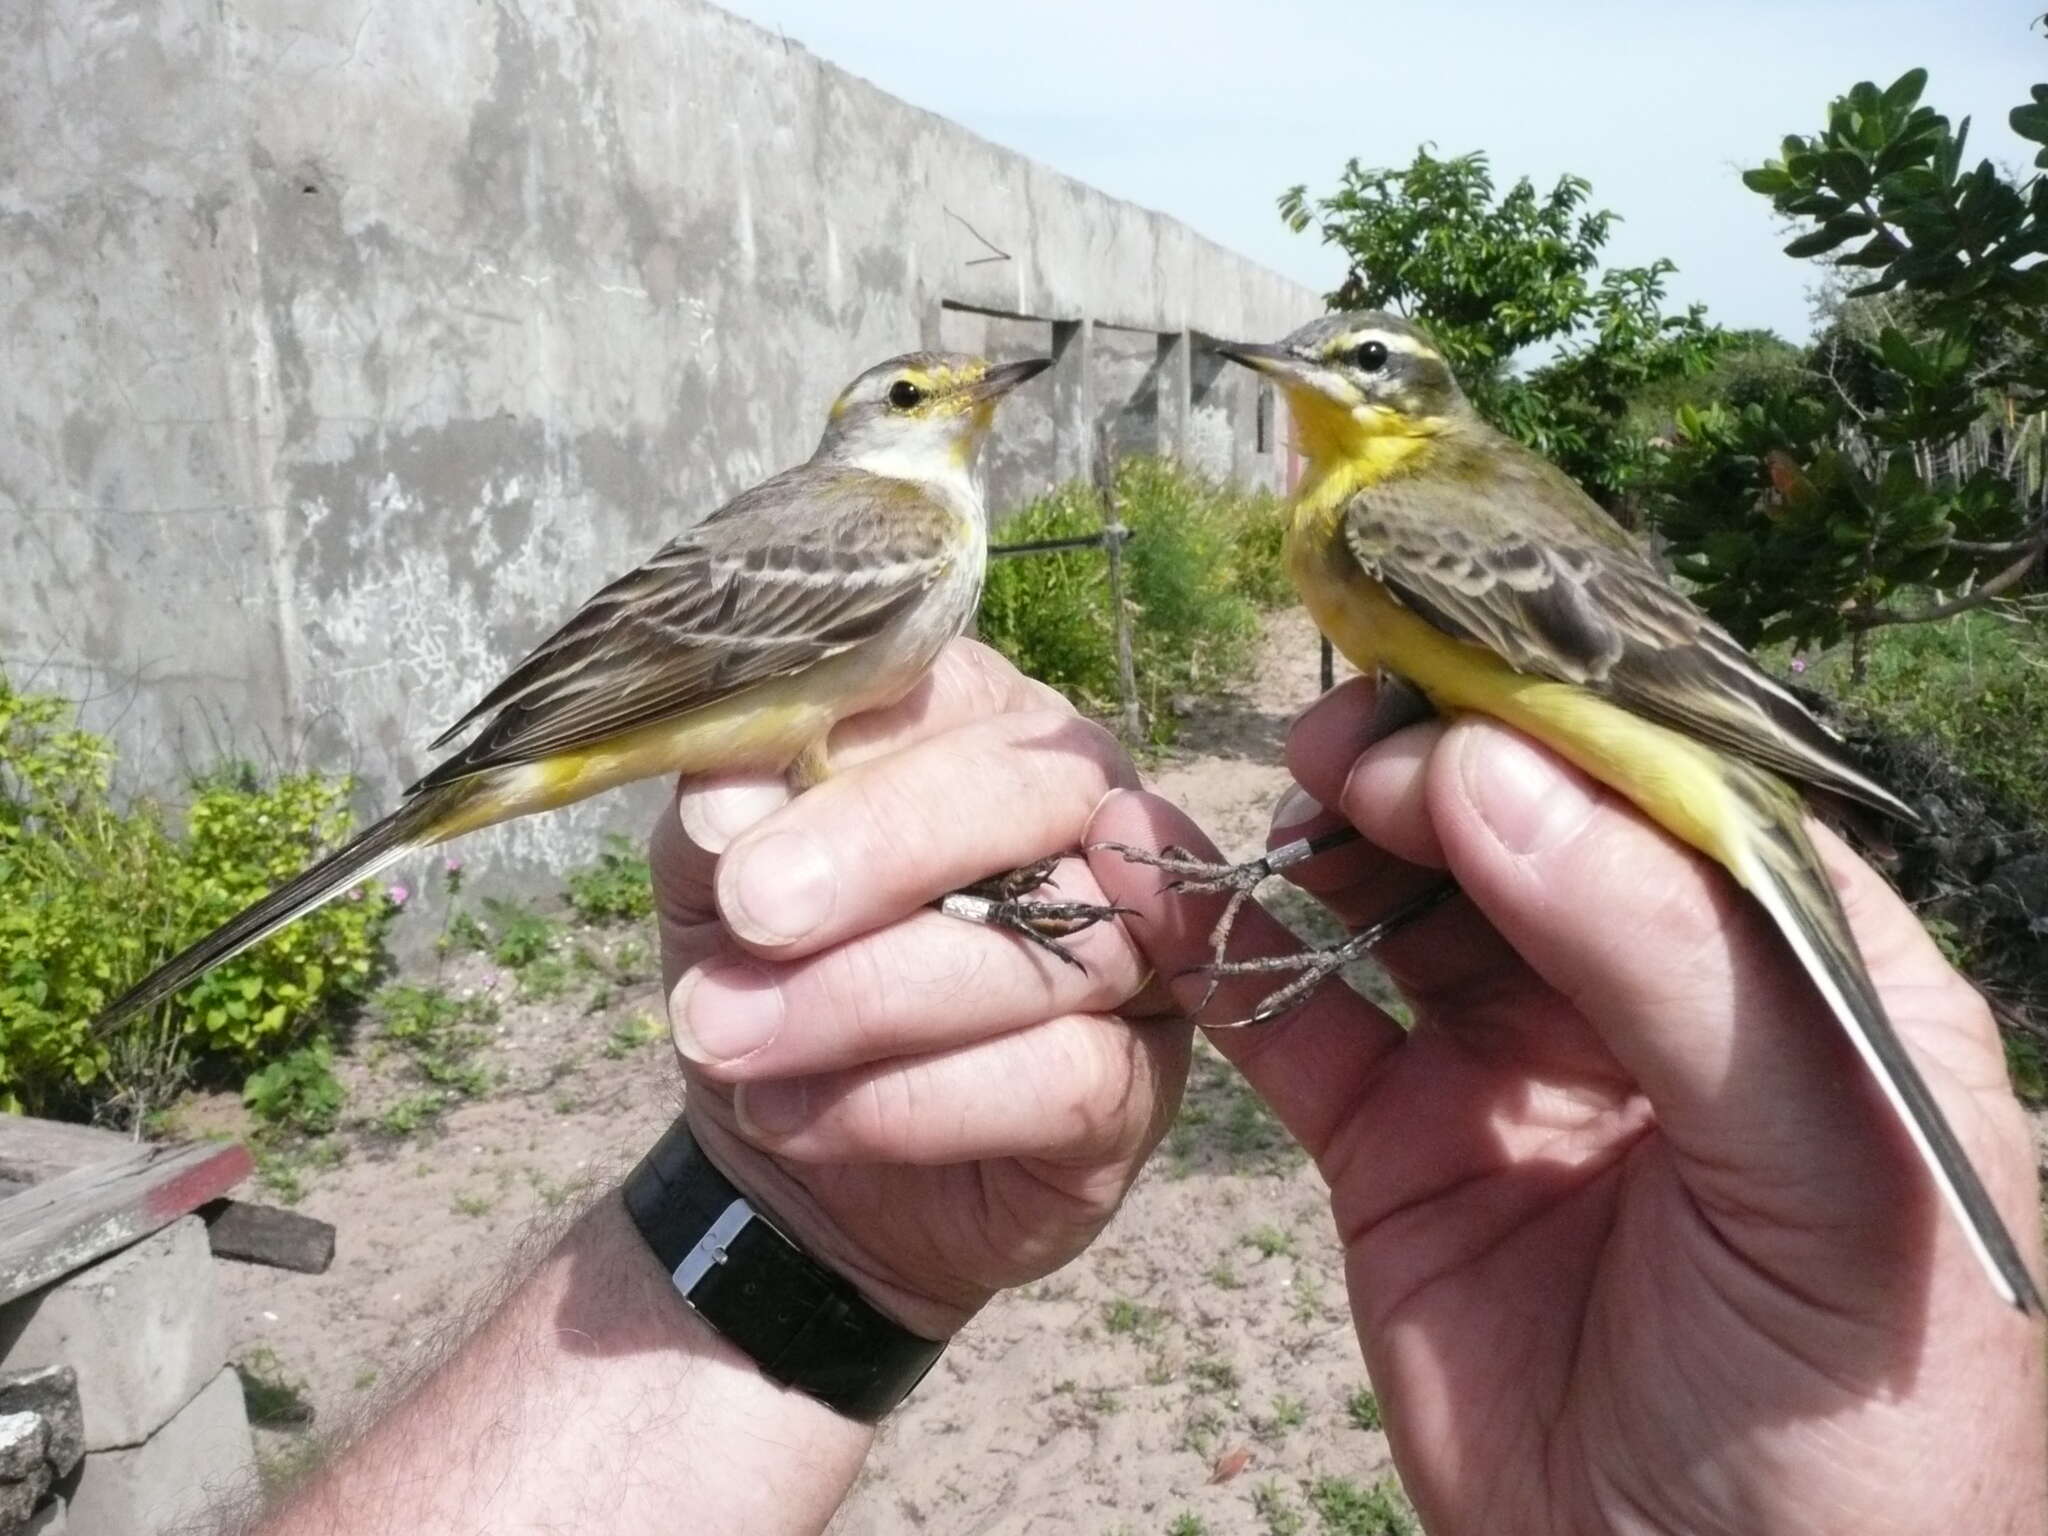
0,1141 -> 252,1306
201,1199 -> 335,1274
0,1115 -> 134,1187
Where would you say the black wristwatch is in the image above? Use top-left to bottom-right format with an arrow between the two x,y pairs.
621,1116 -> 946,1423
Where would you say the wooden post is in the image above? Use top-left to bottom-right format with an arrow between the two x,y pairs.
1104,481 -> 1142,743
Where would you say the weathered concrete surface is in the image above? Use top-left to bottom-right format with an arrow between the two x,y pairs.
0,1218 -> 225,1452
0,0 -> 1317,895
60,1365 -> 252,1536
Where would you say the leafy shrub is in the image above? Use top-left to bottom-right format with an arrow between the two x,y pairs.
242,1039 -> 345,1135
475,897 -> 556,969
979,458 -> 1286,741
564,834 -> 655,924
0,675 -> 394,1119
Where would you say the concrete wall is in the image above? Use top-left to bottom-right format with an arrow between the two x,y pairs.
0,0 -> 1316,894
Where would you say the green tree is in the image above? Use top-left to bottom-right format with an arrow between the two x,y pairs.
1648,63 -> 2048,653
1278,148 -> 1723,509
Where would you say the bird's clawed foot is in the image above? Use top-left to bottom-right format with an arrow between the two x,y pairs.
937,856 -> 1131,970
1095,831 -> 1457,1023
1193,878 -> 1459,1026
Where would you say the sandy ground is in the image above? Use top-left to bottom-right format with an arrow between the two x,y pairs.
207,608 -> 1405,1533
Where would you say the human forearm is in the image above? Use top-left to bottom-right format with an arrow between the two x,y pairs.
255,1192 -> 872,1536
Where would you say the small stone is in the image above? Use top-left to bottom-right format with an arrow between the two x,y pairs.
0,1410 -> 49,1481
0,1367 -> 82,1477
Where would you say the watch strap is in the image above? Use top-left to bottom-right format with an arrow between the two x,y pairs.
622,1116 -> 946,1423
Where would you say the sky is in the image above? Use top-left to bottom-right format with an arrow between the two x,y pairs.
718,0 -> 2045,344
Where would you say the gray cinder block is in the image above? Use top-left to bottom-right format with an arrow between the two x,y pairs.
62,1368 -> 253,1536
0,1219 -> 225,1451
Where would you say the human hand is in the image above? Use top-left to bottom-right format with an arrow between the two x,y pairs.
1089,675 -> 2046,1534
651,641 -> 1190,1341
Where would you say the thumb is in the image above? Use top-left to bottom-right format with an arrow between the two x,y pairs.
1425,717 -> 1981,1252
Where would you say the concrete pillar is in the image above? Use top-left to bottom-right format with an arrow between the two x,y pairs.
1155,330 -> 1191,461
1049,319 -> 1092,487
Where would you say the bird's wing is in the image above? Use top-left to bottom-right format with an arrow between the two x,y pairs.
410,467 -> 965,793
1342,435 -> 1917,824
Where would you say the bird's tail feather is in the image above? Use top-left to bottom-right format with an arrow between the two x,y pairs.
1727,773 -> 2043,1315
93,789 -> 456,1033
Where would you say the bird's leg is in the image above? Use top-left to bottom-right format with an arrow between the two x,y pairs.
1098,669 -> 1456,1018
1196,877 -> 1459,1026
936,858 -> 1132,970
1094,827 -> 1371,1007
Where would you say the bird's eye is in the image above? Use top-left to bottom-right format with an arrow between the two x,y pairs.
888,379 -> 926,409
1351,340 -> 1390,372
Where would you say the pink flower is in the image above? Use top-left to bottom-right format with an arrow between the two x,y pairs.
348,887 -> 365,902
387,883 -> 410,906
1789,656 -> 1808,674
444,857 -> 463,874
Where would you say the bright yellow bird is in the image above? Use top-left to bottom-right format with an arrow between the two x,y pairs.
1203,310 -> 2041,1315
95,350 -> 1085,1030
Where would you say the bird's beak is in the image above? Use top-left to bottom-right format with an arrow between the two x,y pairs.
1211,339 -> 1305,379
973,356 -> 1054,401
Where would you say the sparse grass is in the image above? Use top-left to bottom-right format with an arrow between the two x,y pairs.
352,1367 -> 379,1392
1242,1225 -> 1298,1260
452,1191 -> 494,1217
375,1090 -> 447,1139
1206,1260 -> 1242,1290
1255,1394 -> 1307,1442
611,937 -> 652,981
1253,1481 -> 1306,1536
372,983 -> 495,1112
1289,1278 -> 1324,1325
1187,1356 -> 1239,1396
1307,1477 -> 1419,1535
526,1168 -> 576,1208
476,896 -> 558,969
603,1011 -> 666,1059
1345,1386 -> 1383,1432
1103,1297 -> 1167,1339
254,1149 -> 308,1204
253,1135 -> 345,1205
1167,1042 -> 1304,1177
1166,1514 -> 1211,1536
236,1346 -> 315,1428
1181,1404 -> 1225,1458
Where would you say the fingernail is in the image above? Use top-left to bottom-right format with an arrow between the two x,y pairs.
720,830 -> 836,946
1270,784 -> 1324,837
670,958 -> 784,1065
1458,726 -> 1601,856
735,1079 -> 809,1140
678,777 -> 792,854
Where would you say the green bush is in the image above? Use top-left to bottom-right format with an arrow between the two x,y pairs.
563,834 -> 655,924
978,458 -> 1288,741
0,674 -> 394,1118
